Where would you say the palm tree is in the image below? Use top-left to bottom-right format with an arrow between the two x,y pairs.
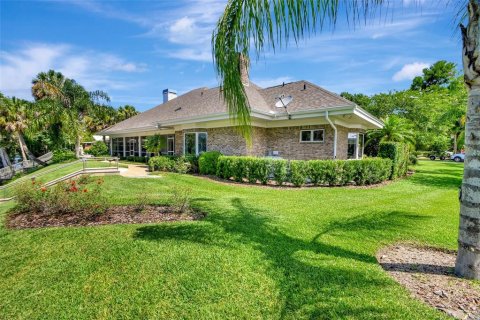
367,116 -> 415,146
31,70 -> 110,158
213,0 -> 480,279
117,105 -> 139,122
0,97 -> 45,165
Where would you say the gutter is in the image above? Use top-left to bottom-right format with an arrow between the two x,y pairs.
325,111 -> 337,159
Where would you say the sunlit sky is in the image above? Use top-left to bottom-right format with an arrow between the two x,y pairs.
1,0 -> 464,111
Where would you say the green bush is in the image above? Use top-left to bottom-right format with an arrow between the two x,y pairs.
409,154 -> 418,165
215,156 -> 392,187
184,155 -> 199,173
199,151 -> 222,175
86,141 -> 109,157
272,160 -> 288,186
379,142 -> 409,179
148,156 -> 174,172
172,156 -> 191,174
289,160 -> 308,187
52,149 -> 76,163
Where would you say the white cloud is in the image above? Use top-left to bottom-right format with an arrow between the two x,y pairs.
167,48 -> 212,62
253,76 -> 295,88
392,62 -> 429,82
0,43 -> 146,99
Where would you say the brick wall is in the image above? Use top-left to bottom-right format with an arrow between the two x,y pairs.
173,125 -> 355,160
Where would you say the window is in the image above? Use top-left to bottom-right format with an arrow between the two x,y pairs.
184,132 -> 207,155
300,129 -> 324,142
347,132 -> 365,159
126,137 -> 139,156
111,138 -> 124,157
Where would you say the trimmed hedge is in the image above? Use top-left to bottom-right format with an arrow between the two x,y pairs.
199,151 -> 222,175
215,156 -> 393,187
378,142 -> 409,179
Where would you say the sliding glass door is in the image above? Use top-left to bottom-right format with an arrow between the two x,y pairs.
184,132 -> 207,156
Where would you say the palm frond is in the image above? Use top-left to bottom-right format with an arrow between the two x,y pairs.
213,0 -> 388,139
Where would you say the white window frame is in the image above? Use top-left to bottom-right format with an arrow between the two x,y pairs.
183,132 -> 207,156
167,136 -> 175,155
300,129 -> 324,143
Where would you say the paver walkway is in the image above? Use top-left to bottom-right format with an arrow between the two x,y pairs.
119,165 -> 160,178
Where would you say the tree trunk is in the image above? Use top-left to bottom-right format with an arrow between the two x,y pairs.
455,0 -> 480,280
75,135 -> 82,158
453,133 -> 458,154
17,133 -> 47,166
16,133 -> 28,162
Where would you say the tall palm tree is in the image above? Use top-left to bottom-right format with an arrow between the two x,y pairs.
0,97 -> 45,165
117,105 -> 139,122
213,0 -> 480,279
31,70 -> 110,158
367,116 -> 415,146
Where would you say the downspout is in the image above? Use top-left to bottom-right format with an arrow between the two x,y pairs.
325,111 -> 337,159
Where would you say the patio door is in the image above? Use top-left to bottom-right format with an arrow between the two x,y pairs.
167,136 -> 175,155
128,138 -> 136,156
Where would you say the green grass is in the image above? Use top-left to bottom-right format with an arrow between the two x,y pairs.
1,160 -> 126,198
0,160 -> 464,319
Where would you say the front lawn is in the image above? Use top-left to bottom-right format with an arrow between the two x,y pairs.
0,160 -> 463,319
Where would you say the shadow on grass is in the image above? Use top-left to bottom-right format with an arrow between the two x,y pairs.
408,167 -> 463,189
134,198 -> 432,318
380,263 -> 454,276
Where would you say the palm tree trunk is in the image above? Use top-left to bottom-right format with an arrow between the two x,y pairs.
75,135 -> 82,158
455,0 -> 480,280
16,133 -> 28,162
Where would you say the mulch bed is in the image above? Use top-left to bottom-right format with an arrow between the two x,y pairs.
6,206 -> 205,229
377,244 -> 480,320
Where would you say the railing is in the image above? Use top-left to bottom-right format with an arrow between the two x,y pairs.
0,157 -> 119,201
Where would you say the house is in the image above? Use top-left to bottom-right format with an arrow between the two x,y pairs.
99,70 -> 382,160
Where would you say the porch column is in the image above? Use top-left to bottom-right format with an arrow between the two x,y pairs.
123,137 -> 126,157
109,138 -> 113,156
138,136 -> 142,156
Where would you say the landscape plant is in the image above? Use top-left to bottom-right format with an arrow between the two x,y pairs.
199,151 -> 222,175
86,141 -> 109,157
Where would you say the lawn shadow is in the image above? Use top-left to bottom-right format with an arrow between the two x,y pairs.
134,197 -> 433,318
408,162 -> 463,189
379,263 -> 454,276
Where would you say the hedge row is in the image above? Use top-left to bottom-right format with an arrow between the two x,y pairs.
215,156 -> 392,187
378,142 -> 409,179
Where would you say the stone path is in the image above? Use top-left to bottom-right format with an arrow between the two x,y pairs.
119,165 -> 160,178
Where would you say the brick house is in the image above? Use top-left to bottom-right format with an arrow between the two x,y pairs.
99,78 -> 382,160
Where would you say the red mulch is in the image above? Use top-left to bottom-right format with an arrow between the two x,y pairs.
5,205 -> 204,229
377,244 -> 480,319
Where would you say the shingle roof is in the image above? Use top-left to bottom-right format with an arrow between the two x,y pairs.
101,80 -> 355,134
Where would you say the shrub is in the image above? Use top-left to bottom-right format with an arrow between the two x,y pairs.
13,177 -> 107,216
409,154 -> 418,165
272,160 -> 288,185
52,149 -> 76,163
251,158 -> 272,185
308,160 -> 326,186
199,151 -> 222,175
148,156 -> 174,172
289,160 -> 308,187
172,156 -> 191,174
379,142 -> 409,179
86,141 -> 109,157
184,155 -> 199,173
170,186 -> 192,213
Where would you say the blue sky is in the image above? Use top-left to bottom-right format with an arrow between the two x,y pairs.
0,0 -> 464,111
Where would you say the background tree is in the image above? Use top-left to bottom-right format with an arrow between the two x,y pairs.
213,0 -> 479,279
117,105 -> 139,122
410,60 -> 457,91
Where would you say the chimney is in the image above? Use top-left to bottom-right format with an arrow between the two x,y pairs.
163,89 -> 177,104
238,53 -> 250,86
